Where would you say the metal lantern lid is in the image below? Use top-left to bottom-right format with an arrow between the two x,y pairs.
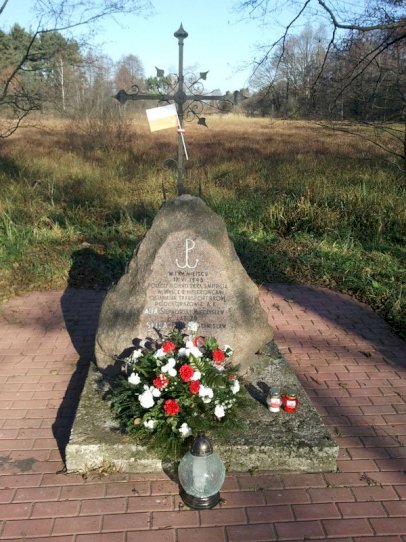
285,388 -> 297,398
191,432 -> 213,457
269,387 -> 280,397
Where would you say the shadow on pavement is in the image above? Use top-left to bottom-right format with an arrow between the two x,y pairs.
53,289 -> 105,462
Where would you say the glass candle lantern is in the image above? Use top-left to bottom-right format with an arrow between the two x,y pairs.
266,387 -> 282,412
178,432 -> 225,509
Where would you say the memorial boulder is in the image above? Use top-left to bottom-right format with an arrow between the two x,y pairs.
95,195 -> 272,374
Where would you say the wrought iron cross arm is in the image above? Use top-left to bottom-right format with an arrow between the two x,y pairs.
189,95 -> 227,101
114,89 -> 174,105
112,25 -> 244,198
114,90 -> 238,106
188,91 -> 244,105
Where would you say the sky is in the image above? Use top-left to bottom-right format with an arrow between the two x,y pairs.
1,0 -> 280,93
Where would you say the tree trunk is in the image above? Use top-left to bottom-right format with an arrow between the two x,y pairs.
59,57 -> 66,113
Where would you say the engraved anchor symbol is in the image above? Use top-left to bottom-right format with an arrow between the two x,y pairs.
176,238 -> 199,269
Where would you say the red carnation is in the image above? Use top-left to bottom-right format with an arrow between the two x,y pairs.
163,399 -> 180,416
189,380 -> 200,394
212,349 -> 225,364
162,341 -> 176,353
153,374 -> 169,389
179,364 -> 194,382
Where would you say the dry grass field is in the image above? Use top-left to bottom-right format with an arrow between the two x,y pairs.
0,115 -> 405,336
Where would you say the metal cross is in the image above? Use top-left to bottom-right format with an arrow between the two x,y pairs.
114,24 -> 241,196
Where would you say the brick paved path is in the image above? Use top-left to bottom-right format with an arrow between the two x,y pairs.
0,285 -> 405,542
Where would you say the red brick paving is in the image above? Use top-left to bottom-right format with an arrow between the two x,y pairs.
0,285 -> 405,541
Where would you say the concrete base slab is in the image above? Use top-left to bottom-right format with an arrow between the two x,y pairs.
66,342 -> 338,473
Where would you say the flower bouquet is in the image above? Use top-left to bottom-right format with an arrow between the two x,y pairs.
108,321 -> 245,459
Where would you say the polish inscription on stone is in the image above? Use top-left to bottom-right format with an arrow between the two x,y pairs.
95,195 -> 273,374
139,234 -> 229,338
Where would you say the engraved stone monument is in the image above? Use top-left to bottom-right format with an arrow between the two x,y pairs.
95,195 -> 273,374
67,24 -> 338,475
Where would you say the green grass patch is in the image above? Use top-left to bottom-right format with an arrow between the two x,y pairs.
0,118 -> 405,339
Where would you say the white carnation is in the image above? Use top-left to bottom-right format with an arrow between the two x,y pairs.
179,341 -> 202,359
162,357 -> 177,377
151,387 -> 161,398
154,348 -> 166,360
230,379 -> 240,394
178,422 -> 192,438
199,385 -> 214,403
130,349 -> 143,362
187,321 -> 199,333
139,390 -> 154,409
190,370 -> 201,381
128,372 -> 141,386
214,404 -> 226,419
190,346 -> 202,358
144,419 -> 156,429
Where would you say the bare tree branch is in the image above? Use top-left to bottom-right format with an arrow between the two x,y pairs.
0,0 -> 152,138
316,0 -> 406,32
239,0 -> 406,177
251,0 -> 312,78
312,25 -> 336,88
331,33 -> 405,103
0,0 -> 9,16
0,111 -> 31,138
0,30 -> 39,101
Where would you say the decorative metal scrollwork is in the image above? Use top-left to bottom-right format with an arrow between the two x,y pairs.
184,98 -> 204,123
113,24 -> 244,196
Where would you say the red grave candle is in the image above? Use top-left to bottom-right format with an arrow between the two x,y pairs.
282,390 -> 298,413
